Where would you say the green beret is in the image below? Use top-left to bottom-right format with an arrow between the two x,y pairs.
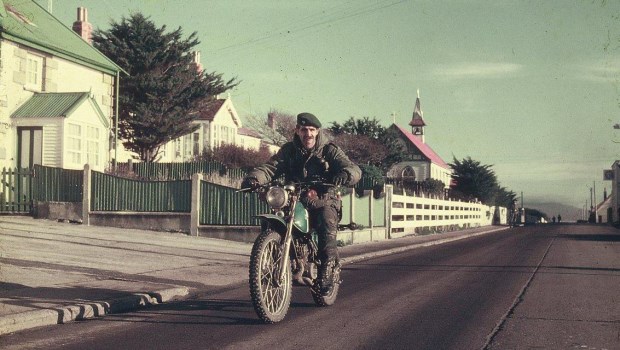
297,112 -> 322,128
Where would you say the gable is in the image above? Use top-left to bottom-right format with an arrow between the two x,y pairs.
389,124 -> 450,169
198,97 -> 242,127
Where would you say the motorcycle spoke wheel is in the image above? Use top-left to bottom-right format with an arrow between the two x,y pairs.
249,230 -> 292,323
312,267 -> 341,307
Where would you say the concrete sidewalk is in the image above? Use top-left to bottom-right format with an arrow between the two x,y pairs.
0,216 -> 506,336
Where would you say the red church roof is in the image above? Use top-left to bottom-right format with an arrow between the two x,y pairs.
393,124 -> 450,169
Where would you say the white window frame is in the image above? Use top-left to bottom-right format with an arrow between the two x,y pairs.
25,53 -> 44,91
192,132 -> 200,156
85,125 -> 100,166
183,134 -> 192,158
67,123 -> 82,164
174,138 -> 182,159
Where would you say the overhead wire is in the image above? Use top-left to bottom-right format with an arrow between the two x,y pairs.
207,0 -> 408,64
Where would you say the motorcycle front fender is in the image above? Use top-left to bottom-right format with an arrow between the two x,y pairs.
255,214 -> 288,234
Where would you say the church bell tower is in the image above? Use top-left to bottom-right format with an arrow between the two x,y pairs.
409,89 -> 426,143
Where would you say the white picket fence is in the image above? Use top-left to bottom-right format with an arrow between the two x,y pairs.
338,185 -> 507,243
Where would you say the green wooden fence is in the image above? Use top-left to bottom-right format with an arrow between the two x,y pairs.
199,181 -> 269,226
33,165 -> 83,202
121,161 -> 246,181
0,167 -> 32,213
2,162 -> 384,228
91,171 -> 192,212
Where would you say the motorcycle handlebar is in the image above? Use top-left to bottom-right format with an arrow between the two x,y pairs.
236,180 -> 337,193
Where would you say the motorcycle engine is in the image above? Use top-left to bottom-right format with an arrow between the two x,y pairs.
305,261 -> 318,280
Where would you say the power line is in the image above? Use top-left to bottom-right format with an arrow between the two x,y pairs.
207,0 -> 407,60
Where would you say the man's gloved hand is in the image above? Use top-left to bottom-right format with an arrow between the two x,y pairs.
300,195 -> 317,208
241,177 -> 259,190
301,189 -> 325,209
332,171 -> 349,186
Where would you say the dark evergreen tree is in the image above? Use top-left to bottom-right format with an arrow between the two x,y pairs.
449,156 -> 499,204
330,116 -> 385,139
329,116 -> 403,170
92,13 -> 238,162
494,186 -> 518,208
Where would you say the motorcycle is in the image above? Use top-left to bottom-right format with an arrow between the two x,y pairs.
240,180 -> 343,323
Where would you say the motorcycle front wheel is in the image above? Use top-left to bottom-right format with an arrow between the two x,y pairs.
249,229 -> 292,323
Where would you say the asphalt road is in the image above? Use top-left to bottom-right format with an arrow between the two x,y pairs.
3,224 -> 619,350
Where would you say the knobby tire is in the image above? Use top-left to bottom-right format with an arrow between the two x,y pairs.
311,265 -> 340,306
249,229 -> 292,323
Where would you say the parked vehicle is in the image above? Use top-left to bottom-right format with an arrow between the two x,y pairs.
240,180 -> 342,323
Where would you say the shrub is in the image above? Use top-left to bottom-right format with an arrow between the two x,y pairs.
195,144 -> 273,169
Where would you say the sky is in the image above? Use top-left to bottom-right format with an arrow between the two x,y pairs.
43,0 -> 620,214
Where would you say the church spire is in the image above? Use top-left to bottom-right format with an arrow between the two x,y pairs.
409,89 -> 426,143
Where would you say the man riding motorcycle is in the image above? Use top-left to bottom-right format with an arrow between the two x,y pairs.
242,112 -> 361,296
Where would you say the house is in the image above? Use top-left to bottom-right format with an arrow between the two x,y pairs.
159,96 -> 240,162
0,2 -> 122,171
158,95 -> 278,162
385,92 -> 453,188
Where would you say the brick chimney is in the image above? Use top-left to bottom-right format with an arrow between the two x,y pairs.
267,112 -> 276,130
72,7 -> 92,44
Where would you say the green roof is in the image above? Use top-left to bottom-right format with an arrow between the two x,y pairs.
11,92 -> 109,128
0,0 -> 122,75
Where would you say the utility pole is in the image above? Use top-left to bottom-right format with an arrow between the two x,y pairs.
593,181 -> 597,223
590,187 -> 593,222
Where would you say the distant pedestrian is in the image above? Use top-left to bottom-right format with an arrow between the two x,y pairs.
557,214 -> 562,223
552,216 -> 556,223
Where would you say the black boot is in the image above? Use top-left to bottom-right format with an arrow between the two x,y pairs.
318,259 -> 335,296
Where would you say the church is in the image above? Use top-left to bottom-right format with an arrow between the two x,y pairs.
386,91 -> 453,188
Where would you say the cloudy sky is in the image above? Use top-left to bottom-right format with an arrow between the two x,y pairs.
47,0 -> 620,212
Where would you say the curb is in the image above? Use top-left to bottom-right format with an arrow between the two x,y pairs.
0,287 -> 189,336
341,227 -> 509,265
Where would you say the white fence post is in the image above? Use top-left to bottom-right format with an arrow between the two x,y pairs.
82,163 -> 91,226
191,173 -> 202,236
385,185 -> 393,238
369,189 -> 374,230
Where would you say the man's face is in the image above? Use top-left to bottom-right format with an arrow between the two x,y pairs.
296,125 -> 319,149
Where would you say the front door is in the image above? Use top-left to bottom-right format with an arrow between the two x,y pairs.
17,127 -> 42,168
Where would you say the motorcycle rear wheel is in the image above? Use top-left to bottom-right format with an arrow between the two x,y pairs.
249,229 -> 292,323
311,266 -> 340,306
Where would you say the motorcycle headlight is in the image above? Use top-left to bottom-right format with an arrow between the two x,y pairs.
266,186 -> 288,209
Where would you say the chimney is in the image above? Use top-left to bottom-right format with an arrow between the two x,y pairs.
192,51 -> 204,73
267,112 -> 276,130
72,7 -> 92,44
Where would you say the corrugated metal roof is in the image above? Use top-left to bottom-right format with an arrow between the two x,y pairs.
11,92 -> 109,128
11,92 -> 88,118
0,0 -> 122,75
